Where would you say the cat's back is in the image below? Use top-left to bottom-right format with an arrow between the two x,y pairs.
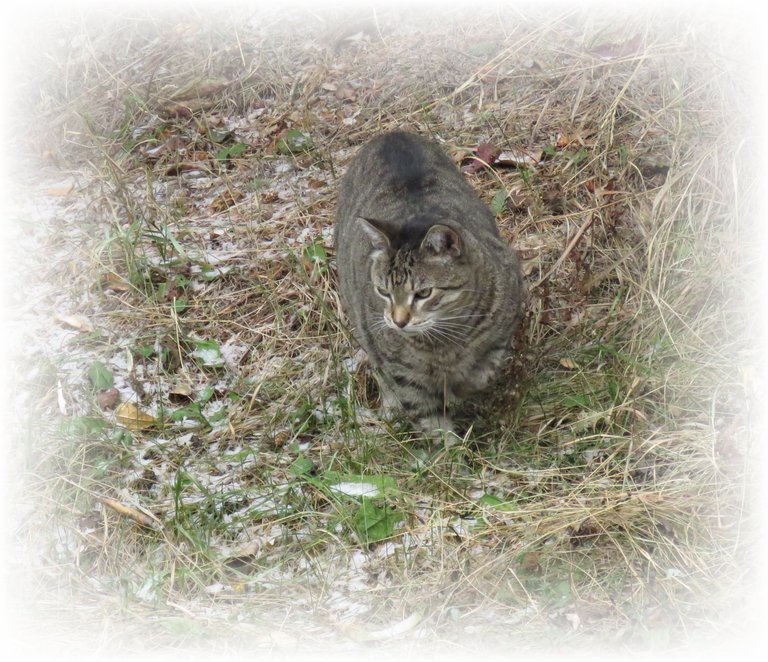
340,130 -> 449,197
336,131 -> 495,238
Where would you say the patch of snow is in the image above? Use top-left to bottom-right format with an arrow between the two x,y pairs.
329,482 -> 381,498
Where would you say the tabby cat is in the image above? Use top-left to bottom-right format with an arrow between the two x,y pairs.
335,131 -> 524,437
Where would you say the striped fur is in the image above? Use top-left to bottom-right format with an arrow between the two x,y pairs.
335,132 -> 524,436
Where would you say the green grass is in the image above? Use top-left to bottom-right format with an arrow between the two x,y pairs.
6,3 -> 762,658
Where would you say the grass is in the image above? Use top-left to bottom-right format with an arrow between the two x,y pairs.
5,2 -> 763,658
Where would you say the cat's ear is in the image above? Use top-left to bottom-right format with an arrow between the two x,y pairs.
357,217 -> 391,252
420,224 -> 461,257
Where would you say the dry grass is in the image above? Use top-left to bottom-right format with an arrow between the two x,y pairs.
5,2 -> 764,659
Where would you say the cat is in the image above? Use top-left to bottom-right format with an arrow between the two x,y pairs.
334,131 -> 524,439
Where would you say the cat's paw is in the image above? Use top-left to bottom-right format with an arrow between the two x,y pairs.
418,415 -> 461,446
378,389 -> 401,421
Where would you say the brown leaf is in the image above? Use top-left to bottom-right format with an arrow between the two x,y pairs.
556,133 -> 583,149
44,183 -> 75,196
169,78 -> 231,102
589,34 -> 643,60
98,497 -> 159,529
334,82 -> 357,102
520,552 -> 542,574
97,388 -> 121,410
160,102 -> 193,118
169,381 -> 194,402
115,402 -> 157,430
260,191 -> 280,204
54,313 -> 94,333
143,135 -> 186,160
496,148 -> 542,167
103,272 -> 131,292
462,142 -> 501,174
450,147 -> 474,164
209,189 -> 245,213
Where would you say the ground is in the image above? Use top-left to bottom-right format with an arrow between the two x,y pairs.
4,3 -> 764,659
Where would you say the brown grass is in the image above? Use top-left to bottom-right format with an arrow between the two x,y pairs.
5,2 -> 764,659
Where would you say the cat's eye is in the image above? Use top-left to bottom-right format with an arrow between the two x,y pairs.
413,288 -> 433,300
375,287 -> 390,298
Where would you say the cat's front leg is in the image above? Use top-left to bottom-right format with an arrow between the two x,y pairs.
416,413 -> 461,446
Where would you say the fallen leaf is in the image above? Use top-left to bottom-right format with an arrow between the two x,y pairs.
116,402 -> 158,430
334,82 -> 356,101
520,551 -> 542,574
142,135 -> 186,160
450,147 -> 474,164
169,381 -> 194,402
168,78 -> 231,101
164,160 -> 210,176
462,142 -> 501,174
260,191 -> 280,204
56,379 -> 67,415
351,612 -> 423,641
564,612 -> 581,630
209,189 -> 245,213
103,272 -> 131,292
44,183 -> 75,196
589,34 -> 643,60
560,358 -> 580,370
97,388 -> 121,410
160,102 -> 193,118
556,133 -> 582,149
496,147 -> 542,167
54,313 -> 94,333
98,497 -> 160,529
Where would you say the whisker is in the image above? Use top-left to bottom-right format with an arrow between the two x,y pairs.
439,313 -> 488,322
425,326 -> 464,348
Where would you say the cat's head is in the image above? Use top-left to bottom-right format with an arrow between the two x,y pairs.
358,216 -> 474,335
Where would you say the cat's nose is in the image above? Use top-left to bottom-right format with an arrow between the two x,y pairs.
391,306 -> 410,328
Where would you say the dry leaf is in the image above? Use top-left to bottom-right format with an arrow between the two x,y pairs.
98,497 -> 159,529
463,142 -> 501,174
589,34 -> 643,60
209,189 -> 245,213
260,191 -> 279,204
98,388 -> 121,410
560,357 -> 579,370
556,133 -> 583,149
103,272 -> 131,292
116,402 -> 158,430
564,612 -> 581,630
450,147 -> 474,164
54,313 -> 94,333
169,381 -> 194,401
520,551 -> 542,574
56,379 -> 67,415
334,82 -> 356,101
169,78 -> 231,102
44,183 -> 75,196
496,148 -> 542,167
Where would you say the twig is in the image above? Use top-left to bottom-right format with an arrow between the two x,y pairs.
532,215 -> 596,289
